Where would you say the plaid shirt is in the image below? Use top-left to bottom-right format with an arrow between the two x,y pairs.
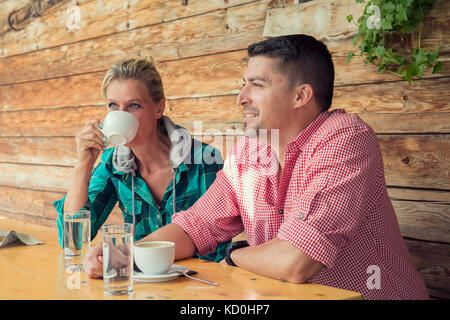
54,140 -> 228,262
173,110 -> 429,299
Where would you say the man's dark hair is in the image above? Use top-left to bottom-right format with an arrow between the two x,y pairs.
248,34 -> 335,111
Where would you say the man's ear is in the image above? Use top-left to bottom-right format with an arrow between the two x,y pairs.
294,84 -> 314,109
155,98 -> 165,119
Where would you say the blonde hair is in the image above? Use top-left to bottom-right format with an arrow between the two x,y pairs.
101,57 -> 165,102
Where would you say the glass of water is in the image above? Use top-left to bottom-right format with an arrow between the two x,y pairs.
63,209 -> 91,271
102,223 -> 133,295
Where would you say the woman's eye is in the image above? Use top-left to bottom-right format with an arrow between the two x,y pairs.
108,103 -> 118,109
129,103 -> 141,109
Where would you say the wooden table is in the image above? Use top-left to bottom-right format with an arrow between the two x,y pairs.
0,217 -> 363,300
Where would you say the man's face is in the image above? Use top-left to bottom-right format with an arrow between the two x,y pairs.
237,56 -> 297,135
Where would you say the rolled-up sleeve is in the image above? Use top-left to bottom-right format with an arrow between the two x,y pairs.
53,152 -> 118,247
173,161 -> 244,256
277,126 -> 380,269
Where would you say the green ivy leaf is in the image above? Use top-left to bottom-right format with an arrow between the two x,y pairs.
374,45 -> 385,58
383,2 -> 396,12
347,51 -> 355,64
346,0 -> 441,84
432,62 -> 444,74
381,13 -> 393,30
395,5 -> 408,22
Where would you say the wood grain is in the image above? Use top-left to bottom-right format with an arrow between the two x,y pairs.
0,217 -> 364,300
3,68 -> 449,115
0,0 -> 448,300
0,105 -> 106,137
0,185 -> 62,220
0,0 -> 262,58
0,185 -> 124,225
1,78 -> 449,138
0,135 -> 447,192
380,135 -> 450,190
0,72 -> 105,112
0,163 -> 73,192
332,77 -> 450,114
393,200 -> 450,243
0,50 -> 248,110
0,2 -> 267,85
263,0 -> 365,40
406,239 -> 450,300
0,137 -> 76,166
357,112 -> 450,134
263,0 -> 450,53
387,187 -> 450,202
1,0 -> 448,86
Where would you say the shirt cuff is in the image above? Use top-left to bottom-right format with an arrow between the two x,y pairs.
53,196 -> 92,248
277,217 -> 339,269
172,211 -> 218,257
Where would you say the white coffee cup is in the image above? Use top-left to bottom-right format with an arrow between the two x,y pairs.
101,110 -> 139,145
134,241 -> 175,275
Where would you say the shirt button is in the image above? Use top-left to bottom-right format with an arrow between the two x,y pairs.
299,213 -> 304,219
278,209 -> 283,214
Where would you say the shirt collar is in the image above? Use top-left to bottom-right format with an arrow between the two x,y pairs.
285,109 -> 344,154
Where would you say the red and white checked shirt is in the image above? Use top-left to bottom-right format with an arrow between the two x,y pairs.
173,109 -> 429,300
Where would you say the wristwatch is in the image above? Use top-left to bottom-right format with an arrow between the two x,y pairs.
225,240 -> 249,266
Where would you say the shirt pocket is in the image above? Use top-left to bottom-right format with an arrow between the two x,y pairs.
118,198 -> 143,221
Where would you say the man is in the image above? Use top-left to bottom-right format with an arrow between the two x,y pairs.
91,35 -> 429,299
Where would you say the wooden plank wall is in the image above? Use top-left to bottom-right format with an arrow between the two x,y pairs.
0,0 -> 448,298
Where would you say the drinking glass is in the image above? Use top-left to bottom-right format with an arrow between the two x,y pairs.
63,209 -> 90,271
102,223 -> 133,295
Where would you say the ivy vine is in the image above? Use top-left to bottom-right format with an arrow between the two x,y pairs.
346,0 -> 443,83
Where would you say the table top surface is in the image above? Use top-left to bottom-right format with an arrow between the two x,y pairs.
0,217 -> 363,300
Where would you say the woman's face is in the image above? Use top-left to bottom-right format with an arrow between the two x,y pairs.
105,78 -> 164,147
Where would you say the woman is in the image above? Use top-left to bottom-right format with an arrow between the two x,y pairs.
54,58 -> 226,277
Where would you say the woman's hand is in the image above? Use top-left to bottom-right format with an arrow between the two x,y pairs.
83,242 -> 132,279
63,119 -> 106,213
83,242 -> 104,279
75,119 -> 106,168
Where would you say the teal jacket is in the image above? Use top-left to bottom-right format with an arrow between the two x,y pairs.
54,139 -> 227,262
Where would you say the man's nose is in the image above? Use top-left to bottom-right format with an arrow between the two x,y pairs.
237,84 -> 249,106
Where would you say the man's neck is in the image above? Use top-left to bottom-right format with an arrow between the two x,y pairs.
273,108 -> 324,169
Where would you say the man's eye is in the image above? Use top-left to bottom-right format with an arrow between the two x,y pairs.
108,103 -> 118,109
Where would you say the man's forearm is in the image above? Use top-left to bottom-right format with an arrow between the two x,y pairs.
138,223 -> 197,260
230,237 -> 323,283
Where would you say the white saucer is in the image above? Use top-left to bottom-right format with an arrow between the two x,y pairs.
133,264 -> 189,283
